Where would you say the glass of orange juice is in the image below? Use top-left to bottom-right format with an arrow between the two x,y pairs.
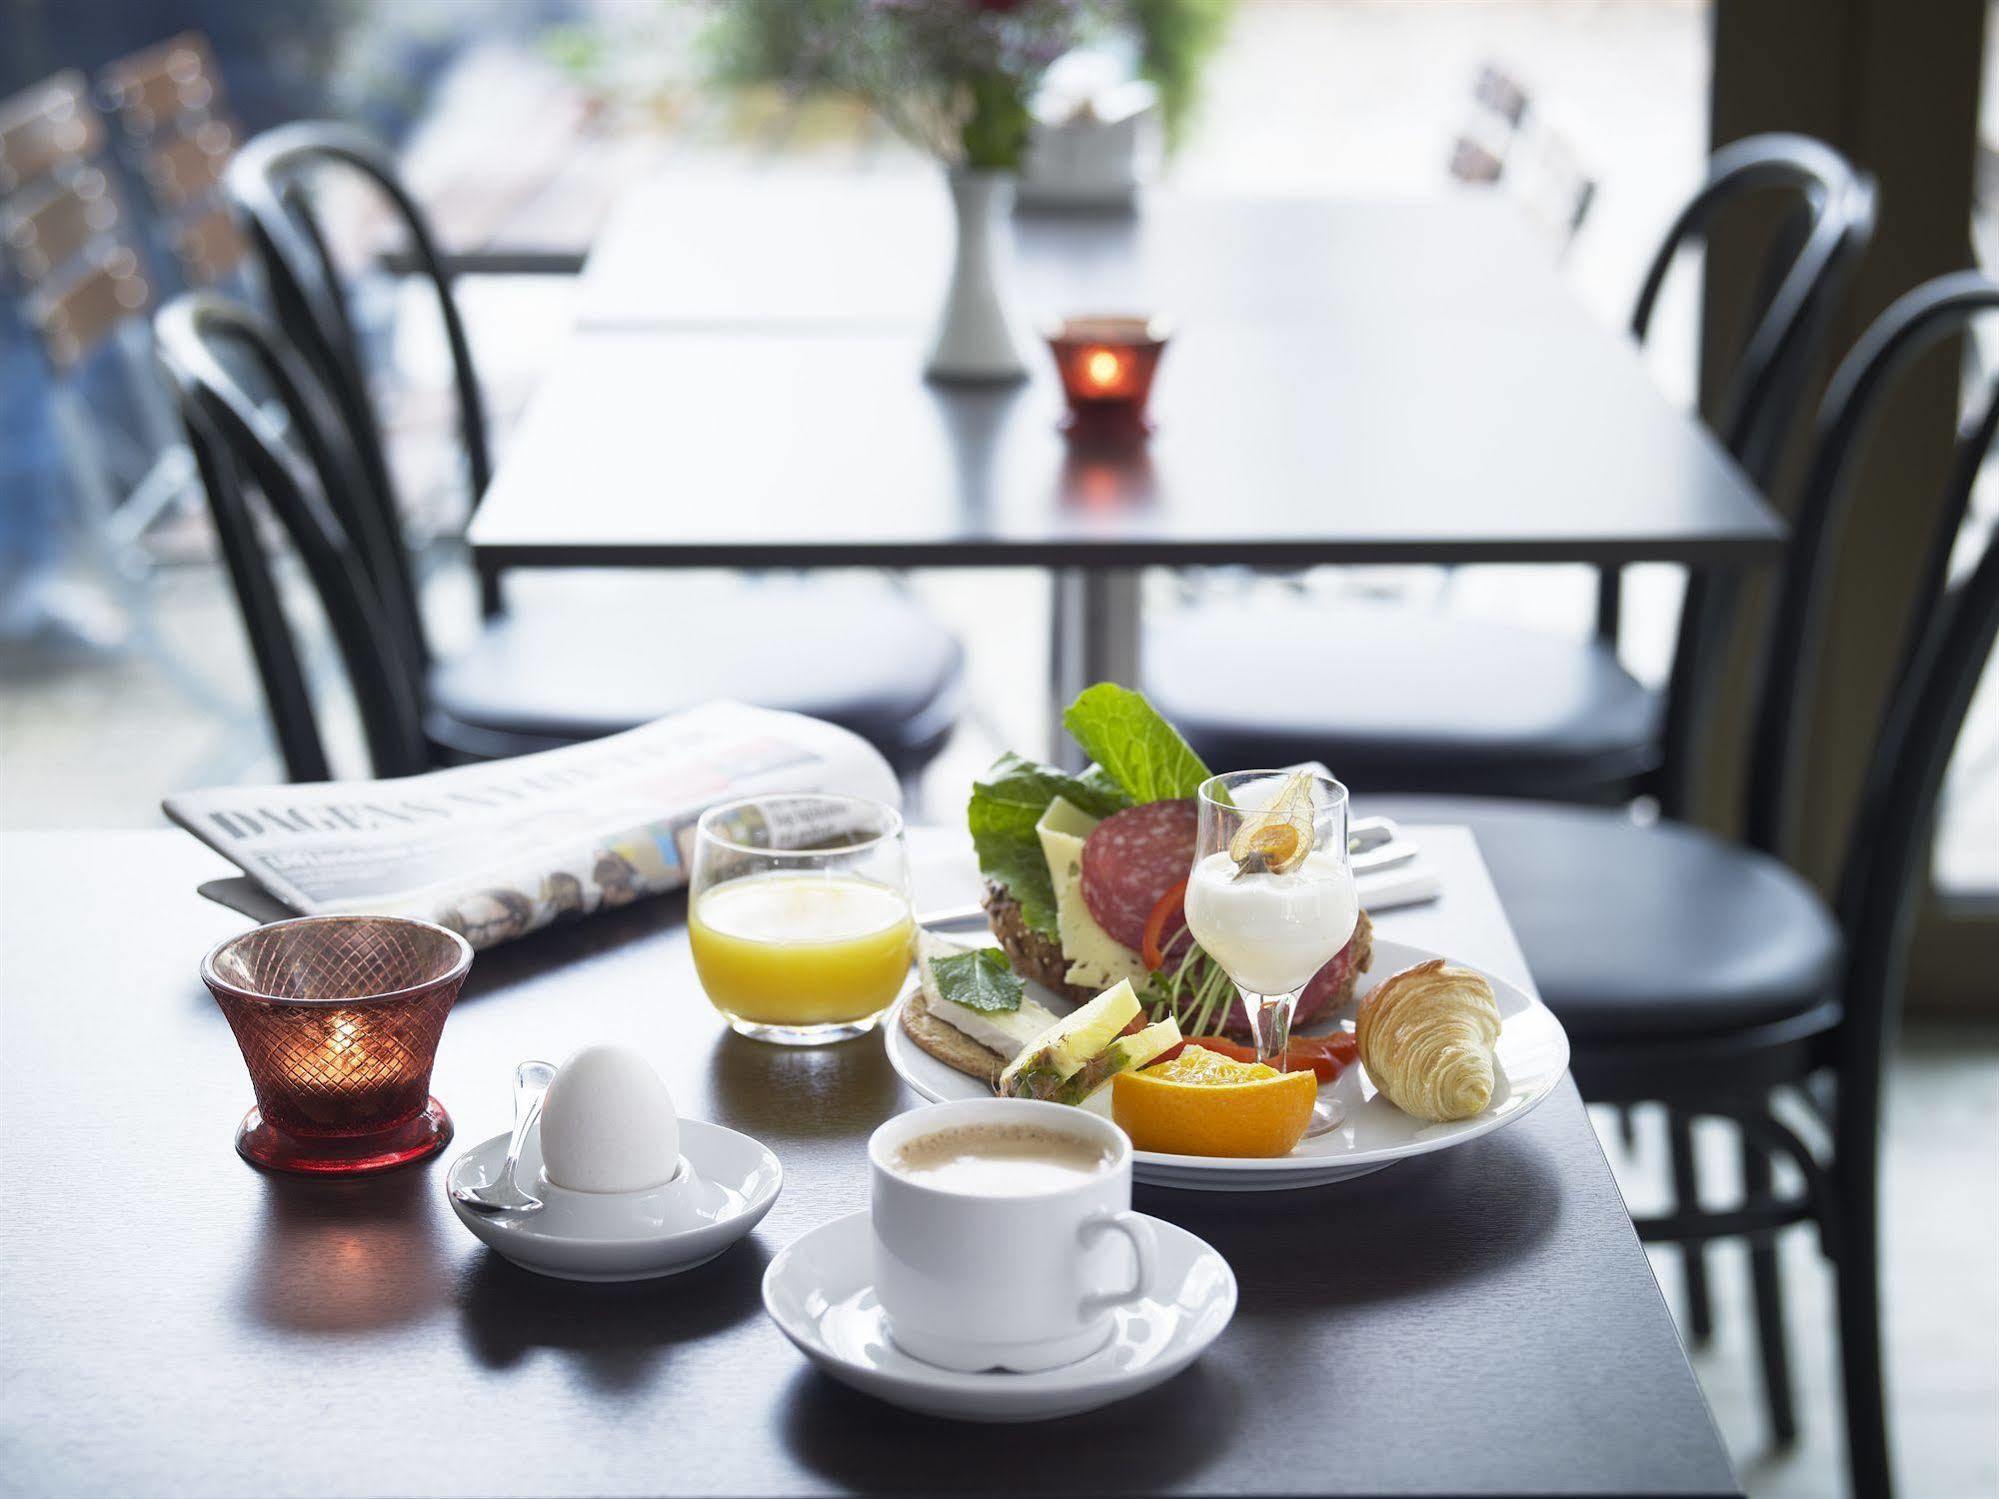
688,793 -> 914,1046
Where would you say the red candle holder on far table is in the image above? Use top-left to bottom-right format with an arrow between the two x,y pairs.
1045,315 -> 1171,443
202,915 -> 470,1176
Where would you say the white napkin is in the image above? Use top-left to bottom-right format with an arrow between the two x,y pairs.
1356,856 -> 1441,912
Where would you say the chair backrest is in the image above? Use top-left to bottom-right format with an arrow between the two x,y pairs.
1834,479 -> 1997,1146
226,125 -> 479,672
99,33 -> 247,289
1447,135 -> 1504,186
100,33 -> 228,140
1747,271 -> 1999,859
29,245 -> 153,370
1735,271 -> 1999,1140
1447,65 -> 1594,253
1631,134 -> 1877,484
2,163 -> 127,285
172,203 -> 249,286
0,77 -> 160,376
1449,62 -> 1531,184
0,71 -> 103,196
142,128 -> 235,214
1619,133 -> 1877,817
154,292 -> 431,782
1473,64 -> 1531,130
225,124 -> 493,577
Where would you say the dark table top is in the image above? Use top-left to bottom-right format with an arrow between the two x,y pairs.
1,826 -> 1736,1498
470,187 -> 1781,571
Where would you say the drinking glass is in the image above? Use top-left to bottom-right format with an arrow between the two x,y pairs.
1184,770 -> 1357,1069
688,793 -> 913,1046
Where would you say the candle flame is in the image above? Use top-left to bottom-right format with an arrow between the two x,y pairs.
1084,348 -> 1124,387
291,1011 -> 375,1095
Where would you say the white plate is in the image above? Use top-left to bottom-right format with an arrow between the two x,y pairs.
884,936 -> 1569,1191
763,1209 -> 1234,1422
446,1118 -> 781,1280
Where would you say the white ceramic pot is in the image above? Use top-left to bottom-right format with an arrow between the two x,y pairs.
925,167 -> 1029,384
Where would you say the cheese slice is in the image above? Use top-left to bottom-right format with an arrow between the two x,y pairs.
1036,798 -> 1151,992
915,931 -> 1063,1061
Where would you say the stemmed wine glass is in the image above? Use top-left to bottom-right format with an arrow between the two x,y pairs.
1183,770 -> 1358,1071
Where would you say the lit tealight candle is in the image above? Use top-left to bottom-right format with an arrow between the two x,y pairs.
1045,315 -> 1170,442
203,915 -> 470,1176
1083,347 -> 1129,392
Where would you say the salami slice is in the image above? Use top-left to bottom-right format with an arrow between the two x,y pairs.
1080,799 -> 1198,950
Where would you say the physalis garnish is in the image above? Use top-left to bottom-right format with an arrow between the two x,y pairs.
1228,770 -> 1316,879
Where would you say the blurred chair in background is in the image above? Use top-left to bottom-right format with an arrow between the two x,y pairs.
217,123 -> 964,780
0,70 -> 220,696
226,123 -> 566,559
157,294 -> 967,784
1150,134 -> 1875,814
1448,62 -> 1530,185
1368,273 -> 1999,1499
99,32 -> 251,294
1448,63 -> 1597,256
1154,141 -> 1874,1388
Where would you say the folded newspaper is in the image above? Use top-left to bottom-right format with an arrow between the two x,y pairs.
164,703 -> 901,949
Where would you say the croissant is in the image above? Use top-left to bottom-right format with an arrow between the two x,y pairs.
1355,959 -> 1502,1122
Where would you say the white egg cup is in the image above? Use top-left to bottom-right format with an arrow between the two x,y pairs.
447,1119 -> 781,1281
529,1154 -> 700,1235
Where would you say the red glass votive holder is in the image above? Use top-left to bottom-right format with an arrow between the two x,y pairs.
1045,315 -> 1171,442
202,915 -> 470,1176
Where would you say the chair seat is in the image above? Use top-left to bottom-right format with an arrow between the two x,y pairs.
1360,795 -> 1844,1043
1146,601 -> 1660,798
429,571 -> 963,773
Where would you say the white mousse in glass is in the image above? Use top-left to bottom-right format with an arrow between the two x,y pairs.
1184,849 -> 1359,998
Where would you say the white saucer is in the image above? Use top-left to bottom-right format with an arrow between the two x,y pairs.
762,1209 -> 1235,1422
886,935 -> 1570,1192
446,1118 -> 781,1281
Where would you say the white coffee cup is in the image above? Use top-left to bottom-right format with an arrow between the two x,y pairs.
868,1099 -> 1157,1373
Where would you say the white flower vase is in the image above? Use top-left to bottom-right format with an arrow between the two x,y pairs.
925,167 -> 1029,384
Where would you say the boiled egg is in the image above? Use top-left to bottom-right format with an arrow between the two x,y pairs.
537,1044 -> 681,1193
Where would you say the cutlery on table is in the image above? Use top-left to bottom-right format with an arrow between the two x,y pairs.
450,1059 -> 556,1215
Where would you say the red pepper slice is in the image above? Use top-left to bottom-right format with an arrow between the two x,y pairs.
1139,878 -> 1190,972
1317,1031 -> 1360,1069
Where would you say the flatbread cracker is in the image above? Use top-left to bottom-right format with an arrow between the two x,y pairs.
900,986 -> 1005,1089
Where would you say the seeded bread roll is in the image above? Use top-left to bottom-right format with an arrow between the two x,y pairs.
1355,959 -> 1502,1122
980,881 -> 1094,1006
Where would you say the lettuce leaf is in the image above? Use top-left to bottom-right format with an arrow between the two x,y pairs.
1061,684 -> 1212,803
967,753 -> 1131,937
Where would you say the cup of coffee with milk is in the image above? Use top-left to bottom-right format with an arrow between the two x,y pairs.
868,1099 -> 1156,1371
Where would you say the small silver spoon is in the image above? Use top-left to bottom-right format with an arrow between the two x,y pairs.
1350,816 -> 1420,874
452,1059 -> 556,1215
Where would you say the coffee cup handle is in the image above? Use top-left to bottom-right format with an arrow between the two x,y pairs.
1078,1210 -> 1158,1318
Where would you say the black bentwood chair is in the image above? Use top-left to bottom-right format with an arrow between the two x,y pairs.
156,294 -> 965,782
1368,272 -> 1999,1499
1149,134 -> 1876,814
216,123 -> 963,778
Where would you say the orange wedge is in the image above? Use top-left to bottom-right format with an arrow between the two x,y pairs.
1112,1045 -> 1318,1158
